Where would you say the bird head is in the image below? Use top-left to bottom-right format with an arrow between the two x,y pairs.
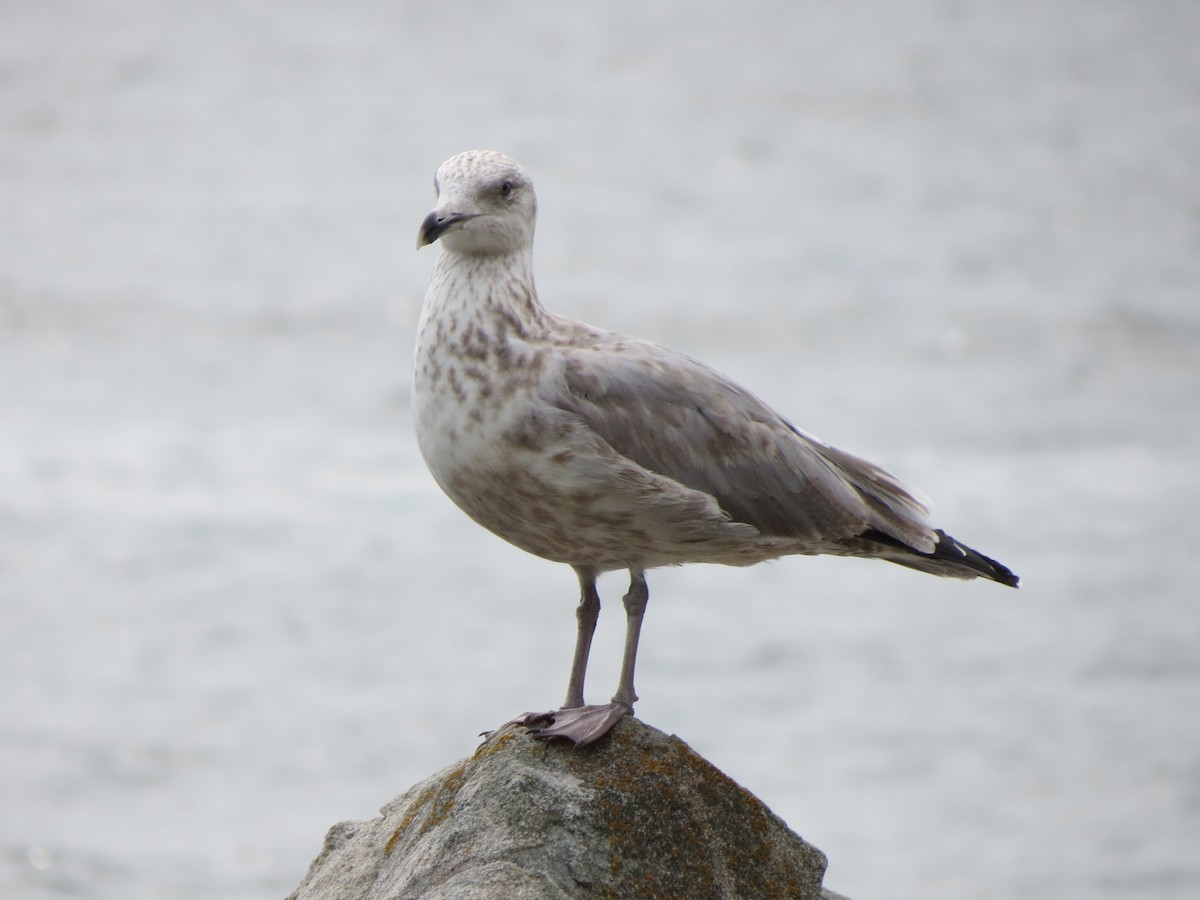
417,150 -> 537,256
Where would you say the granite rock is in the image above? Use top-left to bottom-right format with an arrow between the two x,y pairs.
288,717 -> 846,899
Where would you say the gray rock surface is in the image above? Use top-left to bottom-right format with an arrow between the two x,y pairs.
288,717 -> 846,899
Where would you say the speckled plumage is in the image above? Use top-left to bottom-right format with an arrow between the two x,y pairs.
414,150 -> 1017,746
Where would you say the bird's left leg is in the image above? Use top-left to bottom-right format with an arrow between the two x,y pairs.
525,570 -> 647,747
610,569 -> 648,709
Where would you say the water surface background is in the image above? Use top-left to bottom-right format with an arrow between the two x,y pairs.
3,2 -> 1198,898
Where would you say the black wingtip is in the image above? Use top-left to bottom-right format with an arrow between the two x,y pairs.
932,529 -> 1020,587
862,527 -> 1019,586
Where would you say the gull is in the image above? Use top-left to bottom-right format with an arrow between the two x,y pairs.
414,150 -> 1018,747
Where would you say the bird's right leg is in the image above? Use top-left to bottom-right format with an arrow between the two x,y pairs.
563,567 -> 601,709
480,567 -> 601,743
524,570 -> 643,747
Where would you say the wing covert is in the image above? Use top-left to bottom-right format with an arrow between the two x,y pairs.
544,340 -> 935,550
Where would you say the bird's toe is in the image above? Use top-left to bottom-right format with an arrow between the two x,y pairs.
527,702 -> 632,747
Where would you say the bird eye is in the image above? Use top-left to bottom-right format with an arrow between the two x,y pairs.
500,179 -> 514,198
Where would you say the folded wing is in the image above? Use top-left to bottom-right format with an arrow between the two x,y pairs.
546,339 -> 938,555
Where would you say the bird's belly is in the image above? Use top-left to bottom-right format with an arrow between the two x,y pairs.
412,360 -> 531,493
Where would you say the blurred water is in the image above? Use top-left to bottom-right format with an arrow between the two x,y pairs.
2,2 -> 1199,898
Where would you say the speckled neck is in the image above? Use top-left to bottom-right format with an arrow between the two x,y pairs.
423,249 -> 551,342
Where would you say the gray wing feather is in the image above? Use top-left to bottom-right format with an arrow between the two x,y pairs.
546,340 -> 937,552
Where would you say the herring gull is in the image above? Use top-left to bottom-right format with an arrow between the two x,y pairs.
414,150 -> 1018,747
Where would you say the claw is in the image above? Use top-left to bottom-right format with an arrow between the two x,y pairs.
479,710 -> 558,743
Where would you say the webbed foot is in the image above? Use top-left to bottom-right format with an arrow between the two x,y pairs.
479,710 -> 557,744
480,703 -> 631,748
